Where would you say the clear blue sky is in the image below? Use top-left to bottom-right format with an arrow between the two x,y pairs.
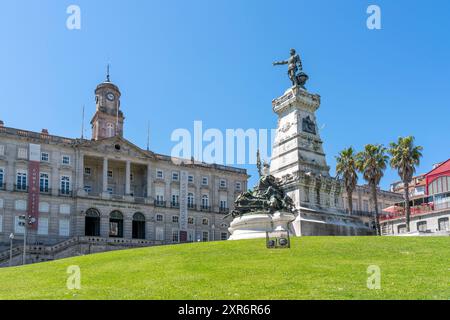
1,0 -> 449,190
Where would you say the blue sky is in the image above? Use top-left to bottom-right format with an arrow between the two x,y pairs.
0,0 -> 449,190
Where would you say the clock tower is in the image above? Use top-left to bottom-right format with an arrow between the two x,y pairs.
91,69 -> 124,140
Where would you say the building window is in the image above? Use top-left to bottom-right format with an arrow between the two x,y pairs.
172,216 -> 179,223
438,217 -> 449,231
188,217 -> 194,225
172,229 -> 179,243
202,218 -> 209,226
188,175 -> 194,183
107,170 -> 113,178
106,123 -> 115,137
84,167 -> 91,175
59,219 -> 70,237
417,221 -> 427,232
156,214 -> 163,222
221,232 -> 228,241
397,224 -> 407,234
201,195 -> 209,209
41,152 -> 49,162
220,200 -> 227,210
172,172 -> 179,181
39,173 -> 49,193
38,217 -> 49,235
156,194 -> 164,205
0,168 -> 4,187
84,185 -> 92,193
16,171 -> 27,191
62,155 -> 70,165
236,181 -> 242,191
130,173 -> 134,181
15,200 -> 27,211
18,147 -> 28,159
156,169 -> 164,179
14,216 -> 25,234
107,187 -> 114,195
363,200 -> 369,212
188,193 -> 195,208
155,227 -> 164,241
202,231 -> 209,242
171,194 -> 179,207
202,177 -> 208,186
220,179 -> 227,188
60,176 -> 71,195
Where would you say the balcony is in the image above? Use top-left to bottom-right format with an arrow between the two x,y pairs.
219,207 -> 230,214
0,183 -> 5,191
14,184 -> 28,192
200,205 -> 211,212
40,187 -> 52,195
170,202 -> 180,209
59,189 -> 73,197
154,200 -> 167,208
188,203 -> 196,210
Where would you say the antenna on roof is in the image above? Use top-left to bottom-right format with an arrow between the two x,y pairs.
146,121 -> 150,151
106,63 -> 110,82
81,104 -> 85,139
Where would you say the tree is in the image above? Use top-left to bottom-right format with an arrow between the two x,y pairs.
336,147 -> 358,214
389,136 -> 423,232
356,144 -> 389,235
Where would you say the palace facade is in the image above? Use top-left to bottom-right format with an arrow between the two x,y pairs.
0,76 -> 248,264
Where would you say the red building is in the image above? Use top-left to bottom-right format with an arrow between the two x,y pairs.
425,159 -> 450,196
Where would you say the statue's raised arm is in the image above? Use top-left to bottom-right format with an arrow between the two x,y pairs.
272,59 -> 289,66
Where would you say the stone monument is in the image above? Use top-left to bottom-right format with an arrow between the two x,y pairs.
270,49 -> 372,236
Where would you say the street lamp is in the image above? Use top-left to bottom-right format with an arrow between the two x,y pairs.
9,233 -> 14,267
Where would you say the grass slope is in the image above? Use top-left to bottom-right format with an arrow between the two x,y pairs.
0,237 -> 449,300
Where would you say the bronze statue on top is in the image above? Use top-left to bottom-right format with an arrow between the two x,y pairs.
225,151 -> 296,219
273,48 -> 309,89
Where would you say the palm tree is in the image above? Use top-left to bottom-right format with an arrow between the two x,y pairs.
389,136 -> 423,232
356,144 -> 389,235
336,147 -> 358,214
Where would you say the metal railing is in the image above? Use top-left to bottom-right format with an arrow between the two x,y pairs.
154,200 -> 166,207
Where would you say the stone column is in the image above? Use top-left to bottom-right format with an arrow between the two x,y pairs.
146,163 -> 152,199
125,160 -> 131,195
102,157 -> 108,193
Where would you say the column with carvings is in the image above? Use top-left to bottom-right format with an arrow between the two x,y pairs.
146,163 -> 152,201
125,160 -> 131,196
76,151 -> 85,196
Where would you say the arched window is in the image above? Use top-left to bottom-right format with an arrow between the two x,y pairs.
201,195 -> 209,210
85,208 -> 100,236
188,193 -> 195,209
106,123 -> 115,137
132,212 -> 146,239
109,210 -> 123,238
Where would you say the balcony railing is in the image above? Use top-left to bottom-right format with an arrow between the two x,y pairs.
200,205 -> 211,212
0,183 -> 5,190
188,203 -> 195,209
154,200 -> 166,207
219,207 -> 230,214
40,188 -> 52,194
170,202 -> 180,208
14,184 -> 28,192
59,189 -> 73,197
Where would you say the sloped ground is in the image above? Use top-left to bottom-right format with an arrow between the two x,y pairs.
0,237 -> 448,300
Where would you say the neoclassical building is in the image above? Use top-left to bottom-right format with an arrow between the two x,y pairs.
0,75 -> 248,263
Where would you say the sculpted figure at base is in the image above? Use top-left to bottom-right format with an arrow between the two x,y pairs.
226,155 -> 296,219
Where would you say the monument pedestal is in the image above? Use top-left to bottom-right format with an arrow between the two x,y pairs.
228,211 -> 295,240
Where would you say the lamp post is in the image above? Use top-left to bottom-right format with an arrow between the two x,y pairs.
9,233 -> 14,267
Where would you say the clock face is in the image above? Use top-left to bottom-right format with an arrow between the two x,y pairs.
106,92 -> 115,101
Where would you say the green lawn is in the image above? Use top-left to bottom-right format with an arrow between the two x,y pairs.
0,237 -> 448,300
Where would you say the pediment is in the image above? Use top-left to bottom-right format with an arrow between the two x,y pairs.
77,136 -> 155,160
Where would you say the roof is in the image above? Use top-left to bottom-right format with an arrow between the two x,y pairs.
425,158 -> 450,178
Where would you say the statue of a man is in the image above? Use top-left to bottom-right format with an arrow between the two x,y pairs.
273,48 -> 308,88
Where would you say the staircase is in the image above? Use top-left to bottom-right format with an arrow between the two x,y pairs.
0,237 -> 162,268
